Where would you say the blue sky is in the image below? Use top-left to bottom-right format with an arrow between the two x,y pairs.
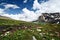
0,0 -> 48,14
0,0 -> 60,21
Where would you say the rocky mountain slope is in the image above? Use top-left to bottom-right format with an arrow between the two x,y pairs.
36,12 -> 60,24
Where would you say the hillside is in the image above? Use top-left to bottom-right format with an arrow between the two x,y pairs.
0,15 -> 12,19
0,16 -> 60,40
0,16 -> 29,25
0,17 -> 19,25
0,16 -> 38,32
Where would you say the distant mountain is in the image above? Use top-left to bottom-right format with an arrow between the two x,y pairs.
0,15 -> 12,20
34,12 -> 60,24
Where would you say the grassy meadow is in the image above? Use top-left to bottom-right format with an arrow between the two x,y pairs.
0,18 -> 60,40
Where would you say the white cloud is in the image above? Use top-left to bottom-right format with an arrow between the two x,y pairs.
0,3 -> 20,14
2,8 -> 39,22
33,0 -> 60,13
0,9 -> 4,13
23,0 -> 27,3
0,8 -> 5,15
4,4 -> 20,9
22,8 -> 39,21
33,0 -> 40,10
0,4 -> 20,16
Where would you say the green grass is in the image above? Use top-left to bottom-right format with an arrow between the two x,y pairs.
0,18 -> 60,40
0,18 -> 23,25
0,25 -> 60,40
0,18 -> 38,26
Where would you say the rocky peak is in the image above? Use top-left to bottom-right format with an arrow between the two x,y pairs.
36,12 -> 60,24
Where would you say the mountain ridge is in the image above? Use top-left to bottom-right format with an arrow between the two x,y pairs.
34,12 -> 60,24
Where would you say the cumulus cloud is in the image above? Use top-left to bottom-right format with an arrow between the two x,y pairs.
22,8 -> 39,21
23,0 -> 27,3
2,8 -> 39,22
4,4 -> 20,9
0,8 -> 5,15
0,9 -> 4,13
0,3 -> 20,17
0,3 -> 20,14
33,0 -> 60,13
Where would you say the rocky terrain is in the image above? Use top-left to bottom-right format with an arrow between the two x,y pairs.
36,12 -> 60,24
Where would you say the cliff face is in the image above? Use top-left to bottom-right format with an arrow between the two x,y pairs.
36,12 -> 60,24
